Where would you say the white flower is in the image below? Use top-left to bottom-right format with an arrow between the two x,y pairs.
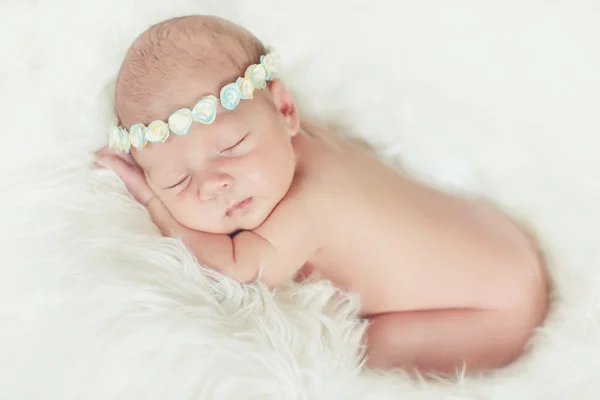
108,125 -> 121,150
168,108 -> 193,135
269,50 -> 281,77
129,123 -> 147,149
191,95 -> 218,124
260,53 -> 277,80
118,127 -> 131,153
245,64 -> 267,89
236,77 -> 255,100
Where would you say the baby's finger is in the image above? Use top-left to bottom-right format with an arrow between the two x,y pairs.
95,154 -> 141,183
95,146 -> 117,158
95,147 -> 136,166
114,151 -> 136,167
96,154 -> 155,204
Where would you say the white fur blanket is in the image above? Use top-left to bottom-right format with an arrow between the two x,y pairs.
1,0 -> 599,398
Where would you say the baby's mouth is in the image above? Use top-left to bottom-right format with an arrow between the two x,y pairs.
226,197 -> 253,217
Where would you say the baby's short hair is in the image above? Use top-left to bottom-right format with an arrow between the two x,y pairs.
115,15 -> 267,127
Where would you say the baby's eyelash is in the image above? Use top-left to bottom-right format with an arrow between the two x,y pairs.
221,131 -> 250,153
164,176 -> 189,190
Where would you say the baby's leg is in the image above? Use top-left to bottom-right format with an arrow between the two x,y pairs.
364,303 -> 546,374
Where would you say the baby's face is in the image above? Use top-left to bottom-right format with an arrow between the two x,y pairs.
131,85 -> 298,234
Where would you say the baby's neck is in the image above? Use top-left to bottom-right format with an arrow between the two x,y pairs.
291,123 -> 316,168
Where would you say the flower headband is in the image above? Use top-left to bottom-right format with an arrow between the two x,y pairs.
108,50 -> 281,153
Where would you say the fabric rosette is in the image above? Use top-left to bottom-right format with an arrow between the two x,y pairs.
168,108 -> 193,135
191,95 -> 218,124
118,127 -> 131,153
260,51 -> 280,80
220,83 -> 243,111
108,125 -> 122,150
107,51 -> 282,153
145,120 -> 170,143
236,77 -> 255,100
245,64 -> 267,89
129,123 -> 147,149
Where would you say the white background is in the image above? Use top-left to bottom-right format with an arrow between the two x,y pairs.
0,0 -> 599,398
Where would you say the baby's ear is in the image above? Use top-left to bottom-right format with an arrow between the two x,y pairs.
269,80 -> 300,137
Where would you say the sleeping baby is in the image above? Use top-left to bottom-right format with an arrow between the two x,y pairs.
95,15 -> 549,374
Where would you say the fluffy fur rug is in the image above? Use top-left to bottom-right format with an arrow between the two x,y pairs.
1,0 -> 599,398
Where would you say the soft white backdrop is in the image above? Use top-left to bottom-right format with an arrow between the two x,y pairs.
1,0 -> 599,398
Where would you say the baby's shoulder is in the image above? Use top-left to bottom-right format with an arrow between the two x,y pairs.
298,124 -> 387,191
286,130 -> 361,215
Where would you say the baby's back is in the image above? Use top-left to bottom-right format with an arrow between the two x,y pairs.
298,123 -> 542,317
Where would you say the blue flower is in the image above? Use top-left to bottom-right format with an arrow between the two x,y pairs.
220,83 -> 243,111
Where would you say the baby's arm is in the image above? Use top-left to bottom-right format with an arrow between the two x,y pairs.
95,149 -> 313,286
186,197 -> 314,286
144,193 -> 313,286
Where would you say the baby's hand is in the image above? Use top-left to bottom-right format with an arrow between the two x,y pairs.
94,147 -> 156,206
94,147 -> 188,240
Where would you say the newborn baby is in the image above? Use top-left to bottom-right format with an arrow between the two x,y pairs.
96,15 -> 549,374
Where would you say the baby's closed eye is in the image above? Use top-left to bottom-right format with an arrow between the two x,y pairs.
162,175 -> 191,191
220,130 -> 251,155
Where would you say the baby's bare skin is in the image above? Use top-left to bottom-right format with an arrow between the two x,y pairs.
97,15 -> 549,375
292,123 -> 545,315
280,123 -> 548,371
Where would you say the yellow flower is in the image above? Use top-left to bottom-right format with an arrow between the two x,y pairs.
146,120 -> 170,143
236,77 -> 255,100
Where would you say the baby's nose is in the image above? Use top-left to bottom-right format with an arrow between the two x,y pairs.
198,173 -> 233,201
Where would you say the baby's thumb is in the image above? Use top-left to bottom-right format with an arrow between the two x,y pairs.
94,160 -> 109,169
95,155 -> 129,176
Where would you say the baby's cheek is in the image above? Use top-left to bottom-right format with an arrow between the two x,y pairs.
246,163 -> 287,196
163,196 -> 198,224
237,146 -> 294,197
162,198 -> 189,223
237,155 -> 271,186
172,203 -> 220,232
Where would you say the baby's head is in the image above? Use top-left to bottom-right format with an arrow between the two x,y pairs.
113,16 -> 300,234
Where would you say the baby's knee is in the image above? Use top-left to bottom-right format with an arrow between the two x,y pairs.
504,256 -> 549,361
520,248 -> 549,327
489,249 -> 548,366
